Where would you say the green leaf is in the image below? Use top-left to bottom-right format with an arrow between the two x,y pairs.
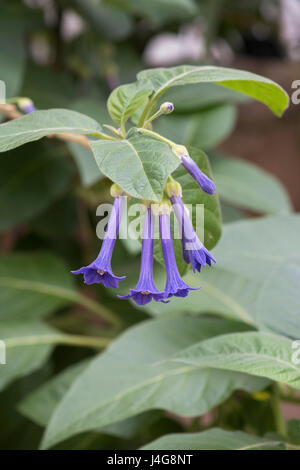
107,81 -> 152,127
162,82 -> 250,112
153,146 -> 221,275
19,359 -> 163,441
142,428 -> 285,450
221,203 -> 246,223
154,104 -> 237,149
19,360 -> 90,427
210,152 -> 292,214
41,316 -> 267,449
0,143 -> 73,231
0,109 -> 103,153
0,319 -> 59,391
89,128 -> 180,201
174,332 -> 300,388
147,214 -> 300,339
0,252 -> 75,320
137,65 -> 289,118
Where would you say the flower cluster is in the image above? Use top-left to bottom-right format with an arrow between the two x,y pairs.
72,153 -> 216,306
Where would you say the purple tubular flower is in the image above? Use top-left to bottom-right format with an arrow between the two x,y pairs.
118,208 -> 164,306
159,212 -> 201,299
171,195 -> 216,273
181,154 -> 215,194
72,196 -> 126,288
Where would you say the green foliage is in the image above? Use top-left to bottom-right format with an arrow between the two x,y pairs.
107,81 -> 152,128
137,65 -> 289,118
142,428 -> 286,450
0,252 -> 76,320
147,214 -> 300,339
210,152 -> 292,214
40,316 -> 266,449
0,0 -> 297,452
0,319 -> 58,391
154,104 -> 237,149
0,109 -> 103,152
174,331 -> 300,387
90,128 -> 180,201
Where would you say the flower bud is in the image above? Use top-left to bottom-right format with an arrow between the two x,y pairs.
19,98 -> 36,114
160,102 -> 174,114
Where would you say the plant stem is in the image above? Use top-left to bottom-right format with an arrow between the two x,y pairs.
143,109 -> 163,128
136,128 -> 175,147
270,384 -> 287,437
5,334 -> 111,350
138,95 -> 159,127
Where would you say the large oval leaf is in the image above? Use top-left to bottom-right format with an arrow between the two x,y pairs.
137,65 -> 289,118
142,428 -> 285,450
0,109 -> 103,153
174,331 -> 300,388
89,127 -> 180,201
210,152 -> 292,215
40,316 -> 265,449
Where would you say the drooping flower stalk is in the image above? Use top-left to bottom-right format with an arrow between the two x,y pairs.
72,190 -> 126,288
170,194 -> 216,273
159,208 -> 200,299
118,207 -> 164,306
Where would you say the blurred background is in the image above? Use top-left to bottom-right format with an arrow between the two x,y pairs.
0,0 -> 300,449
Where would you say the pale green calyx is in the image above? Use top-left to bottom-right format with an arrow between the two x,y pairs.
152,200 -> 171,216
165,180 -> 182,198
171,144 -> 188,159
110,183 -> 124,198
